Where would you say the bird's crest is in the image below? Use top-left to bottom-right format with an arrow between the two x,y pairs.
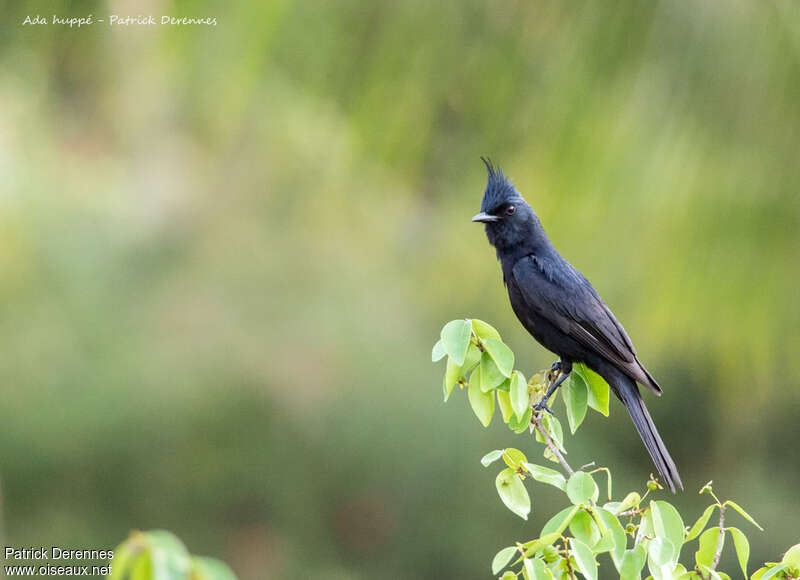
480,156 -> 521,212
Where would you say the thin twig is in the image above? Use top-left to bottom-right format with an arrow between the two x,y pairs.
531,412 -> 574,476
618,508 -> 645,518
562,538 -> 577,580
711,504 -> 726,570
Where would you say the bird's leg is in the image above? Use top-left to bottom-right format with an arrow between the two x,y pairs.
534,360 -> 572,414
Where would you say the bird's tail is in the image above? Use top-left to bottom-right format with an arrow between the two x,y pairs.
611,370 -> 683,492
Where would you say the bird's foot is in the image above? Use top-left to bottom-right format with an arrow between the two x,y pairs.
534,360 -> 571,414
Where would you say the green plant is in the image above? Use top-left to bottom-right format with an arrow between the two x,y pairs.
433,319 -> 799,580
109,530 -> 236,580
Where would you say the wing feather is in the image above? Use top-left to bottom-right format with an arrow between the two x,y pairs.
512,255 -> 659,392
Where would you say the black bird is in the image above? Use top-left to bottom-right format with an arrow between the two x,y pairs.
472,158 -> 682,492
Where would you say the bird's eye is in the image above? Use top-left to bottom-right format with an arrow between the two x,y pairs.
505,205 -> 516,215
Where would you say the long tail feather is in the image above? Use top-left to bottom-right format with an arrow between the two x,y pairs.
612,371 -> 683,492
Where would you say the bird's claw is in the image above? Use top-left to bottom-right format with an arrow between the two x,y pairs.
546,361 -> 563,384
536,360 -> 570,416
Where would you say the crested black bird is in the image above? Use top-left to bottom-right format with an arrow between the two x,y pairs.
472,158 -> 682,492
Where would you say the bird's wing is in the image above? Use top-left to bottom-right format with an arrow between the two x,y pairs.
512,254 -> 647,377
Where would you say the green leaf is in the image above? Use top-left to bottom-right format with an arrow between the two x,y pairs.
461,343 -> 482,375
440,319 -> 472,365
520,533 -> 562,560
567,471 -> 598,506
510,370 -> 530,419
593,527 -> 616,553
483,338 -> 515,377
724,501 -> 764,531
190,556 -> 237,580
783,543 -> 800,568
472,319 -> 502,340
496,467 -> 531,520
696,527 -> 723,569
671,564 -> 690,580
492,546 -> 518,575
650,501 -> 685,561
523,558 -> 536,580
549,557 -> 569,580
497,389 -> 514,422
547,415 -> 565,451
109,534 -> 141,580
614,492 -> 642,515
129,551 -> 153,580
503,448 -> 528,469
728,527 -> 750,579
480,351 -> 507,392
525,557 -> 550,580
145,529 -> 189,551
589,506 -> 608,534
760,564 -> 790,580
535,413 -> 566,452
563,371 -> 589,433
431,339 -> 446,362
542,446 -> 559,464
620,545 -> 647,580
541,506 -> 579,536
686,504 -> 717,542
523,462 -> 567,491
647,538 -> 675,566
575,362 -> 610,416
596,508 -> 626,568
468,374 -> 494,427
647,537 -> 676,580
698,564 -> 724,580
496,377 -> 512,392
480,449 -> 503,467
509,406 -> 532,433
571,539 -> 598,580
647,536 -> 675,567
144,530 -> 191,580
595,467 -> 612,501
569,510 -> 601,547
500,572 -> 517,580
636,507 -> 654,546
443,357 -> 461,401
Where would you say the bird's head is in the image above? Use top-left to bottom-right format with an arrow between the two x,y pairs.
472,158 -> 544,254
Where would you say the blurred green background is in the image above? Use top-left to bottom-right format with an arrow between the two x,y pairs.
1,0 -> 799,578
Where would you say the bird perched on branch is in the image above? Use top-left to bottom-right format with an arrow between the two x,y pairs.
472,158 -> 682,492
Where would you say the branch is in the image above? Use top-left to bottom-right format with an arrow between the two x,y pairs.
531,411 -> 574,476
562,539 -> 577,580
711,504 -> 726,570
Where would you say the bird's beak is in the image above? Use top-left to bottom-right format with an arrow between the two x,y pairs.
471,212 -> 499,223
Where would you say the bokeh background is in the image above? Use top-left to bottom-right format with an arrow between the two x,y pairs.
1,0 -> 799,578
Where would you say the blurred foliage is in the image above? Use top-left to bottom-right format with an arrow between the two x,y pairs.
111,529 -> 236,580
0,0 -> 799,578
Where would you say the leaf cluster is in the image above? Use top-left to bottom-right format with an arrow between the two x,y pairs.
433,319 -> 608,439
434,319 -> 799,580
110,530 -> 237,580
